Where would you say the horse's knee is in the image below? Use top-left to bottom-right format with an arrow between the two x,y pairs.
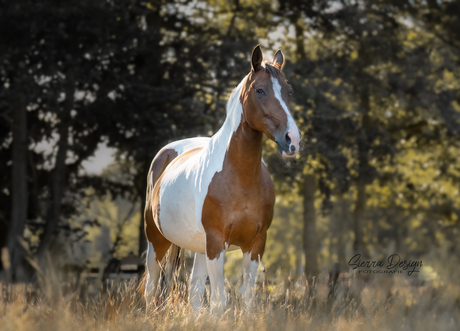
249,231 -> 266,261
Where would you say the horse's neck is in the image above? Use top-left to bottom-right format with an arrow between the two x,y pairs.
227,121 -> 263,180
209,79 -> 263,181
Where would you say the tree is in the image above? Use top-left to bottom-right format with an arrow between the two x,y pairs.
0,0 -> 262,278
0,0 -> 207,277
268,0 -> 460,266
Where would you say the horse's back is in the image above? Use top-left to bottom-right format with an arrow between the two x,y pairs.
146,137 -> 210,190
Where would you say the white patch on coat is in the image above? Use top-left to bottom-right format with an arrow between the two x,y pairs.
271,76 -> 300,151
271,76 -> 296,130
155,77 -> 247,253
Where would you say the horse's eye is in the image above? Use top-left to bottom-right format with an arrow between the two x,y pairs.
289,91 -> 293,96
256,89 -> 266,96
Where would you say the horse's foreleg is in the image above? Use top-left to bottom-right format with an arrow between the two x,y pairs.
145,242 -> 161,315
205,238 -> 227,316
189,252 -> 208,311
241,252 -> 260,313
241,231 -> 266,313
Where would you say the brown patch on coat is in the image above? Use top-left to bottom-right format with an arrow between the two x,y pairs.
145,147 -> 202,262
144,148 -> 178,262
202,119 -> 275,261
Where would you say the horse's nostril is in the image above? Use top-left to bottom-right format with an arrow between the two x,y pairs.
285,133 -> 291,145
290,145 -> 295,152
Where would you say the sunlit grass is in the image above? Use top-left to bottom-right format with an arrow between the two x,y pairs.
1,267 -> 459,331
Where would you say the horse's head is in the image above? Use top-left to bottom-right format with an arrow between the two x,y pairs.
240,45 -> 301,158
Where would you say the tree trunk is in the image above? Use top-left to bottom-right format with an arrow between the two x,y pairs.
36,82 -> 72,268
352,179 -> 366,256
303,174 -> 319,278
292,9 -> 319,278
336,198 -> 348,270
36,122 -> 69,268
352,84 -> 371,258
5,101 -> 28,281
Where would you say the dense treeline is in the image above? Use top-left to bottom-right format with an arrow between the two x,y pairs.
1,0 -> 459,281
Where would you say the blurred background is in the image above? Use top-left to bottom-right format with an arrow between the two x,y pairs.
1,0 -> 459,284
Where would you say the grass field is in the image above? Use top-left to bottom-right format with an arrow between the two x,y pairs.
1,264 -> 459,331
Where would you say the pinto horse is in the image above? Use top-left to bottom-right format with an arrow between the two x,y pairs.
143,45 -> 300,315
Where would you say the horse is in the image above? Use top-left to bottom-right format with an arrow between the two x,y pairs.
143,45 -> 300,315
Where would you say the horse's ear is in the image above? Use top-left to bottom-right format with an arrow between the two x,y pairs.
251,45 -> 263,72
273,50 -> 284,70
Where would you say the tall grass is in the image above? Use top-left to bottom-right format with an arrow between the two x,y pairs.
1,264 -> 459,331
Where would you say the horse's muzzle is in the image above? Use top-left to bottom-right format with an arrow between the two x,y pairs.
276,130 -> 300,158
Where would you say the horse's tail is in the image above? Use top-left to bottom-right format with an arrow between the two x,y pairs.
158,244 -> 183,301
139,244 -> 184,305
138,268 -> 148,297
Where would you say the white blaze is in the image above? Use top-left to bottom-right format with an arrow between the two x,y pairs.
271,76 -> 300,155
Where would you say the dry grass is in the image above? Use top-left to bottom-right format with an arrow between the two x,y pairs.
1,267 -> 459,331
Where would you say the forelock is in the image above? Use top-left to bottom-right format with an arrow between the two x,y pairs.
262,62 -> 286,81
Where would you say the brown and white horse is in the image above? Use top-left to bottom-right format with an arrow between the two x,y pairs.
144,45 -> 300,315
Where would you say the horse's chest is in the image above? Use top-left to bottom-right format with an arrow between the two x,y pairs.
201,166 -> 275,250
216,185 -> 266,217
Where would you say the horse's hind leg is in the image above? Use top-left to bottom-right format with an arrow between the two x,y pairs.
144,147 -> 178,314
145,242 -> 161,314
189,252 -> 208,311
144,206 -> 172,314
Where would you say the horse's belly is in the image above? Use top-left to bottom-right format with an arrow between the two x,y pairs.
157,171 -> 206,253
